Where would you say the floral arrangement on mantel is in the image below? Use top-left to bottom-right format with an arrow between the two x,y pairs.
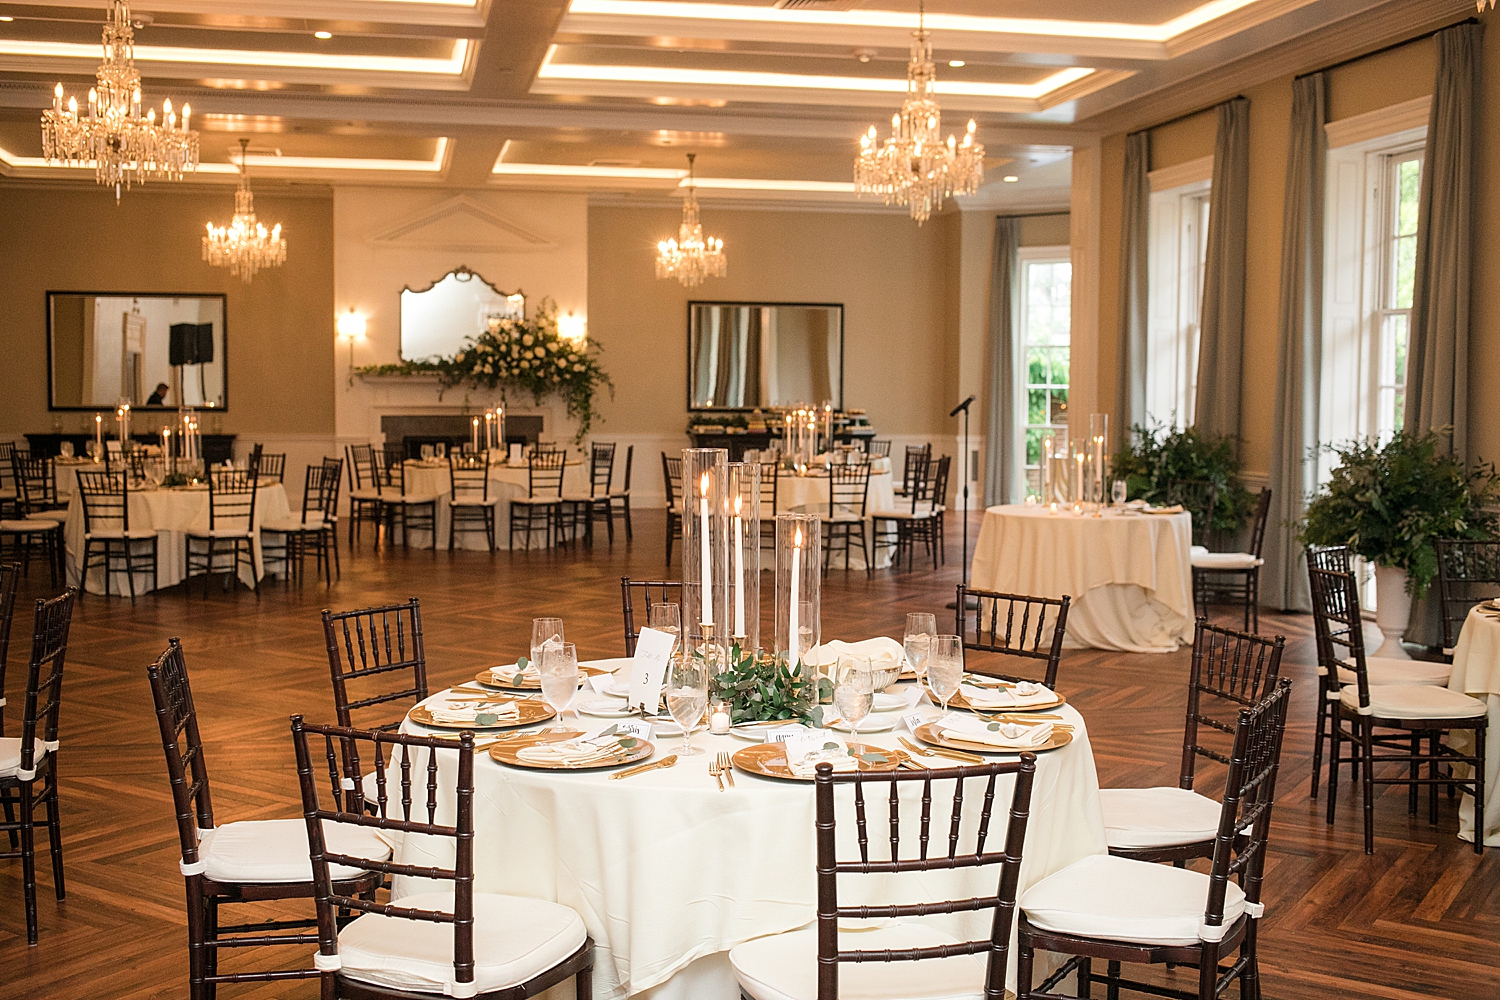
354,297 -> 613,442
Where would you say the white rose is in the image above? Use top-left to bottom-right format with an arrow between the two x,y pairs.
534,347 -> 545,359
522,334 -> 534,346
574,363 -> 585,372
567,354 -> 578,363
520,359 -> 530,369
455,352 -> 466,363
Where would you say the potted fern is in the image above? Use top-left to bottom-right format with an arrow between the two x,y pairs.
1301,430 -> 1499,658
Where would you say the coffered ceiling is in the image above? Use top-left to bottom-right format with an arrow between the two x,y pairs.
0,0 -> 1469,205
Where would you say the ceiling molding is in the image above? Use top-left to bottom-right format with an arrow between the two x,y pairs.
1148,155 -> 1214,191
13,0 -> 490,28
1325,94 -> 1431,147
366,193 -> 558,252
1160,0 -> 1324,57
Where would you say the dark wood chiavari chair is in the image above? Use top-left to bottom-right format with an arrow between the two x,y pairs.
661,453 -> 684,565
870,452 -> 935,572
821,463 -> 871,576
322,598 -> 429,733
0,564 -> 16,740
620,577 -> 684,656
955,585 -> 1070,689
510,450 -> 568,550
76,469 -> 158,601
253,450 -> 286,484
320,456 -> 345,580
290,717 -> 595,999
1191,488 -> 1272,632
1308,562 -> 1487,853
185,468 -> 260,597
0,443 -> 19,518
1305,544 -> 1356,799
1016,679 -> 1291,1000
1166,479 -> 1219,550
892,443 -> 931,498
345,443 -> 385,549
607,444 -> 634,541
449,451 -> 501,552
1,588 -> 76,944
757,460 -> 780,552
262,463 -> 338,586
729,754 -> 1038,1000
375,449 -> 439,551
564,441 -> 616,545
147,639 -> 385,1000
1100,619 -> 1285,863
866,439 -> 892,458
0,491 -> 65,588
1435,538 -> 1500,659
924,454 -> 953,565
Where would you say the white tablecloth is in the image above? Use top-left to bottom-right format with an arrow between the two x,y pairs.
400,671 -> 1105,999
399,460 -> 583,549
62,483 -> 289,594
1447,605 -> 1500,847
969,505 -> 1195,653
777,470 -> 896,570
53,457 -> 95,499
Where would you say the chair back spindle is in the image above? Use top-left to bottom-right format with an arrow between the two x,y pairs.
620,577 -> 684,655
1180,620 -> 1285,794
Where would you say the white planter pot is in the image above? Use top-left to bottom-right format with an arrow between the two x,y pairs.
1373,564 -> 1412,660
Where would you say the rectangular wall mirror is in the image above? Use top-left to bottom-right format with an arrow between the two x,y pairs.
48,292 -> 228,411
688,301 -> 843,410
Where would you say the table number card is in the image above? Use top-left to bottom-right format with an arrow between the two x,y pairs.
628,627 -> 674,711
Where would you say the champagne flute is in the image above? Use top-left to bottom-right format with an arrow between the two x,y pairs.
540,642 -> 579,724
665,654 -> 708,757
928,635 -> 964,714
904,613 -> 936,682
530,617 -> 564,673
834,655 -> 874,736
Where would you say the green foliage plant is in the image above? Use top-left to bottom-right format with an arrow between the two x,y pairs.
1112,422 -> 1254,532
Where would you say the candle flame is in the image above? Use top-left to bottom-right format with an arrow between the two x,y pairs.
794,526 -> 803,547
733,495 -> 742,515
700,471 -> 711,494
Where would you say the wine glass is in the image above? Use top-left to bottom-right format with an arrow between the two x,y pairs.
664,654 -> 709,757
1112,479 -> 1128,506
834,655 -> 874,736
904,613 -> 936,682
530,617 -> 564,672
539,642 -> 579,724
927,635 -> 964,714
648,603 -> 681,648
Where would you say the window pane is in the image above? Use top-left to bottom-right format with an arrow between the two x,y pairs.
1029,388 -> 1049,425
1394,233 -> 1416,310
1050,387 -> 1069,425
1397,158 -> 1421,237
1026,427 -> 1042,466
1028,348 -> 1048,385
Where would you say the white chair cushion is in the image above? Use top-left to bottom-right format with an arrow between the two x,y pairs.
1,520 -> 60,533
1191,551 -> 1263,570
1020,854 -> 1246,947
1099,787 -> 1223,850
25,510 -> 64,521
608,489 -> 630,498
1190,544 -> 1208,557
450,497 -> 501,508
0,738 -> 49,778
1337,657 -> 1452,688
350,487 -> 382,500
393,494 -> 439,505
1339,683 -> 1487,720
84,528 -> 157,540
730,922 -> 988,1000
869,509 -> 933,521
261,517 -> 325,533
335,890 -> 587,995
201,818 -> 390,884
188,527 -> 255,539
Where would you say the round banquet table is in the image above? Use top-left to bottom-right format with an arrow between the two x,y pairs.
969,504 -> 1195,653
399,671 -> 1106,1000
776,468 -> 896,570
61,482 -> 289,594
1446,604 -> 1500,846
399,458 -> 583,550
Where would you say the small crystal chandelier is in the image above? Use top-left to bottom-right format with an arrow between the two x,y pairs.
203,140 -> 286,284
656,154 -> 727,287
40,1 -> 199,202
854,0 -> 984,224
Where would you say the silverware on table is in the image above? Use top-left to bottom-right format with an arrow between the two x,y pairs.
718,751 -> 735,788
609,754 -> 679,780
708,754 -> 725,791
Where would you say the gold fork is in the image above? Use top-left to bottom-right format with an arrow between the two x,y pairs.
718,751 -> 735,788
708,754 -> 725,791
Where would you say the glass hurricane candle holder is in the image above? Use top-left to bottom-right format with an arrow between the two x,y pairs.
1089,412 -> 1109,508
727,461 -> 761,653
682,448 -> 731,661
774,513 -> 820,669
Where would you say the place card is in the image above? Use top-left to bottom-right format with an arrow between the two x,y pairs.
783,730 -> 846,764
628,627 -> 674,711
900,711 -> 927,733
613,718 -> 654,741
762,725 -> 805,745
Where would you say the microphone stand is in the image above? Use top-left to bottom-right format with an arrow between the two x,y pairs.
945,396 -> 977,611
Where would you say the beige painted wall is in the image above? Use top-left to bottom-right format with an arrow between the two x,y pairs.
0,185 -> 335,441
587,204 -> 955,438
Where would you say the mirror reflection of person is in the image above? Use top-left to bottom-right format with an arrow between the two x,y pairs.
146,382 -> 169,405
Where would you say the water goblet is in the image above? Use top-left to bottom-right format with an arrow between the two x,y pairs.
530,617 -> 564,673
927,635 -> 964,714
833,655 -> 874,736
664,654 -> 709,757
904,613 -> 936,682
539,642 -> 579,723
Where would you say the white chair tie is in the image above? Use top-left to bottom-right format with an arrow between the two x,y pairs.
1357,705 -> 1375,716
1198,919 -> 1230,942
14,766 -> 36,781
197,827 -> 214,842
313,952 -> 343,971
1245,901 -> 1265,918
446,979 -> 478,998
341,777 -> 356,791
179,858 -> 207,876
43,739 -> 59,752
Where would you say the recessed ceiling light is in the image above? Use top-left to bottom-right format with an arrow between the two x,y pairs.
948,59 -> 965,68
314,31 -> 333,39
1003,175 -> 1019,182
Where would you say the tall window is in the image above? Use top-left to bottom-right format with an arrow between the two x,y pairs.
1376,151 -> 1421,437
1019,246 -> 1072,496
1146,176 -> 1211,429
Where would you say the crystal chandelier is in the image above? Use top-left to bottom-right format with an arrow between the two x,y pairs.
656,154 -> 727,287
203,140 -> 287,283
854,1 -> 984,224
39,2 -> 199,202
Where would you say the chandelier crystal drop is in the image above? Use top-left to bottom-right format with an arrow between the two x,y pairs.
853,1 -> 984,224
656,153 -> 727,287
39,1 -> 199,201
203,140 -> 286,284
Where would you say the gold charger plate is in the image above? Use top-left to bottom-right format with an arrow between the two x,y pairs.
731,741 -> 907,781
408,699 -> 556,731
488,729 -> 653,771
913,721 -> 1072,755
930,687 -> 1066,714
474,662 -> 612,691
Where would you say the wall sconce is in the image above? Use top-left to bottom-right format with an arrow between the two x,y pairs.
558,310 -> 587,346
337,308 -> 367,387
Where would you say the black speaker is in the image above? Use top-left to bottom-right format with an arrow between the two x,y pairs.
194,324 -> 214,364
169,323 -> 214,365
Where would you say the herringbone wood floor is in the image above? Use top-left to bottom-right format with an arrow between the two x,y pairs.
1,512 -> 1496,999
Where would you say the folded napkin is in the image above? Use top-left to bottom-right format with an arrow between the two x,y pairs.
936,712 -> 1054,750
958,681 -> 1054,710
1144,503 -> 1185,514
789,748 -> 860,778
783,731 -> 860,777
492,660 -> 541,685
426,700 -> 521,725
515,737 -> 625,765
804,636 -> 907,671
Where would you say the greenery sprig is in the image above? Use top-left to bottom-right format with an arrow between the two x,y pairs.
709,644 -> 831,727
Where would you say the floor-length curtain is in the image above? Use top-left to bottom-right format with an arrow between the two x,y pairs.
1193,98 -> 1250,444
1115,132 -> 1150,447
1264,74 -> 1325,611
985,216 -> 1022,506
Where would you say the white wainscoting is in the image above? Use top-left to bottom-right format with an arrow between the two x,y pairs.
232,433 -> 340,512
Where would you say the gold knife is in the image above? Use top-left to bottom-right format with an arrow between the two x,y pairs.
610,754 -> 679,780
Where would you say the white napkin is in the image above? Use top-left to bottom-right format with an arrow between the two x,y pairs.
803,636 -> 907,670
958,681 -> 1054,710
936,712 -> 1053,749
515,737 -> 625,765
426,700 -> 521,725
492,661 -> 541,685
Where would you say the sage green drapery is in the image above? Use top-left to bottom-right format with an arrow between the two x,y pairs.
1115,132 -> 1150,448
985,216 -> 1022,507
1193,98 -> 1250,445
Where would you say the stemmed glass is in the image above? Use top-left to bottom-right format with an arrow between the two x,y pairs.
530,617 -> 564,672
664,654 -> 709,756
539,642 -> 579,724
927,635 -> 964,714
904,613 -> 936,682
648,603 -> 681,650
1112,479 -> 1128,506
834,654 -> 874,736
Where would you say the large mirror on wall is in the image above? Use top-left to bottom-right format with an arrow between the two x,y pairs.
688,301 -> 843,410
48,292 -> 228,411
401,266 -> 524,361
